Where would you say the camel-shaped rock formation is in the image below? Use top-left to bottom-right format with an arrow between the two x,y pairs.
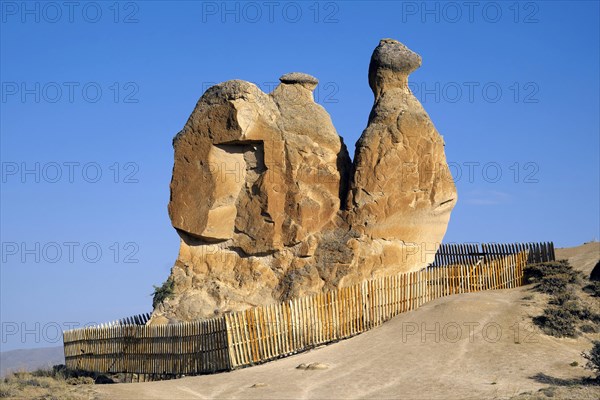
151,39 -> 457,323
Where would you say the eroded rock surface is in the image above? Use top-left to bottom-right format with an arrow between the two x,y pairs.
348,38 -> 457,266
151,39 -> 456,324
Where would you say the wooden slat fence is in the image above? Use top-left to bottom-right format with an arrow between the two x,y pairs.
64,250 -> 528,379
430,241 -> 554,267
225,250 -> 527,368
90,312 -> 152,329
63,317 -> 230,378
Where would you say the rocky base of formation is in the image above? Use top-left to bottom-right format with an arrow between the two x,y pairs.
150,39 -> 457,324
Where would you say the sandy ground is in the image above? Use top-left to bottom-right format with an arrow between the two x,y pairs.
94,243 -> 600,400
556,241 -> 599,277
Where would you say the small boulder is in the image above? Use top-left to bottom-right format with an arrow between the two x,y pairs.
307,362 -> 329,370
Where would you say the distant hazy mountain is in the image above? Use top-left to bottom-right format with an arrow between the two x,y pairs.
0,346 -> 64,377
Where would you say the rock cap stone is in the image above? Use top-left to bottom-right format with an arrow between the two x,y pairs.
279,72 -> 319,85
371,38 -> 422,75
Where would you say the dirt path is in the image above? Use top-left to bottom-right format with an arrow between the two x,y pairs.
94,242 -> 600,399
95,285 -> 599,399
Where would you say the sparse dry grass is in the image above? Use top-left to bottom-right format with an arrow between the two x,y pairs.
515,256 -> 600,399
526,260 -> 600,338
511,385 -> 600,400
0,367 -> 96,400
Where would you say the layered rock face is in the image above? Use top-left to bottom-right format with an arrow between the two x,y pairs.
151,39 -> 456,324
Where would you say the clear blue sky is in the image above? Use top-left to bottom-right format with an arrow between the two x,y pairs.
1,1 -> 598,351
